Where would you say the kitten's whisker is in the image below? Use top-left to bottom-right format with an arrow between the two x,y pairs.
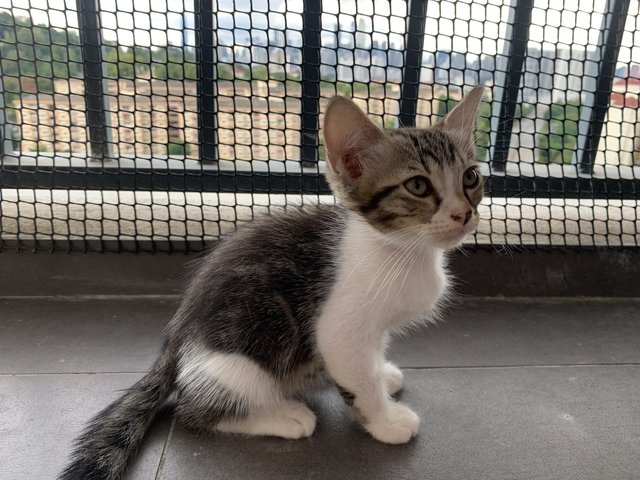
340,226 -> 419,288
370,232 -> 425,305
397,235 -> 428,296
359,226 -> 424,291
365,230 -> 423,296
345,246 -> 395,289
381,239 -> 420,305
366,240 -> 415,302
366,238 -> 414,305
363,226 -> 430,306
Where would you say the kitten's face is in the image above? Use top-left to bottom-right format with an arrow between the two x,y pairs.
353,128 -> 484,249
324,86 -> 485,250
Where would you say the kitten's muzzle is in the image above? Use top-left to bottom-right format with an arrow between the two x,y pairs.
438,213 -> 479,247
450,209 -> 472,226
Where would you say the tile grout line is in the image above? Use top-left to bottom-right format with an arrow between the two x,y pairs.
1,294 -> 640,302
0,371 -> 150,377
452,296 -> 640,303
154,417 -> 177,480
402,362 -> 640,370
3,363 -> 640,378
0,294 -> 183,301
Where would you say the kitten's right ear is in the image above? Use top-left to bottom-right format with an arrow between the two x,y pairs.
323,96 -> 383,180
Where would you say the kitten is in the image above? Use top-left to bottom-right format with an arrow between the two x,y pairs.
59,86 -> 485,480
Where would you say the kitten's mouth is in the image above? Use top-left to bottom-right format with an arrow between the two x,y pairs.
435,224 -> 477,247
439,232 -> 466,246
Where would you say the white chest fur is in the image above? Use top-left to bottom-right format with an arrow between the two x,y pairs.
325,214 -> 449,332
315,213 -> 447,445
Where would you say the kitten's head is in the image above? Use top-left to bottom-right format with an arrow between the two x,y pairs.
323,86 -> 485,249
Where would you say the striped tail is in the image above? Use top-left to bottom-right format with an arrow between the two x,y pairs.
59,345 -> 176,480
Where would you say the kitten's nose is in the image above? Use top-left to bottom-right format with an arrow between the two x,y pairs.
451,210 -> 472,225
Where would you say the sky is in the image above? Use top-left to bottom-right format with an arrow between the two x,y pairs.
0,0 -> 637,64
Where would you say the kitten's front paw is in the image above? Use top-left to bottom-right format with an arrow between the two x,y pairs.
365,402 -> 420,444
381,362 -> 404,396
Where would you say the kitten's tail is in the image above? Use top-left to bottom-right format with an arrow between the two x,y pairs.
59,343 -> 177,480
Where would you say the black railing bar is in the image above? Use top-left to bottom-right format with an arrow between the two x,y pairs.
0,75 -> 10,157
398,0 -> 428,128
195,0 -> 217,164
578,0 -> 632,174
0,75 -> 5,253
490,0 -> 534,172
1,168 -> 638,199
574,62 -> 599,169
300,0 -> 323,166
489,0 -> 517,165
76,0 -> 109,161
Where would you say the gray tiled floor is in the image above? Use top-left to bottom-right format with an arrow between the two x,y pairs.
1,297 -> 639,480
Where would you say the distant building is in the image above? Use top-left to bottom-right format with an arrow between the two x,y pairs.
11,77 -> 199,157
601,71 -> 640,166
611,76 -> 640,109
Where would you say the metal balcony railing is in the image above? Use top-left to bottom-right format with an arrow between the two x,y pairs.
0,0 -> 638,251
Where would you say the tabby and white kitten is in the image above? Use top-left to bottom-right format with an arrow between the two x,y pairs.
60,86 -> 485,480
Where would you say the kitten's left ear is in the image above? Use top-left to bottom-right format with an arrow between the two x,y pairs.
440,85 -> 486,143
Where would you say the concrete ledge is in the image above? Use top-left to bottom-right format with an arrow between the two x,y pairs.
1,247 -> 638,298
449,247 -> 640,297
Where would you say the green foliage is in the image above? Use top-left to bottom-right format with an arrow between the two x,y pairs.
152,64 -> 168,80
167,141 -> 190,157
336,82 -> 352,97
317,81 -> 384,98
535,98 -> 581,164
0,11 -> 198,90
28,141 -> 52,153
514,102 -> 536,120
384,117 -> 398,129
318,142 -> 327,161
0,12 -> 83,82
252,64 -> 269,80
184,63 -> 197,80
217,64 -> 234,80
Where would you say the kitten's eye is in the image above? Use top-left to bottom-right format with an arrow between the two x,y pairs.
404,176 -> 433,197
463,168 -> 480,189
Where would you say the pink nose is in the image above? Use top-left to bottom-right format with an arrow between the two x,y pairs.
451,210 -> 472,225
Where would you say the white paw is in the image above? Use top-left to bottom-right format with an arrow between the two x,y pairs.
280,401 -> 317,439
381,362 -> 404,396
216,401 -> 316,440
365,402 -> 420,444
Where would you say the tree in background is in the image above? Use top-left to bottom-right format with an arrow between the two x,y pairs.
0,11 -> 198,155
535,98 -> 580,164
0,11 -> 197,87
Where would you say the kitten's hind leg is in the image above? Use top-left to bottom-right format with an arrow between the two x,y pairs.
216,400 -> 316,439
175,347 -> 316,439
